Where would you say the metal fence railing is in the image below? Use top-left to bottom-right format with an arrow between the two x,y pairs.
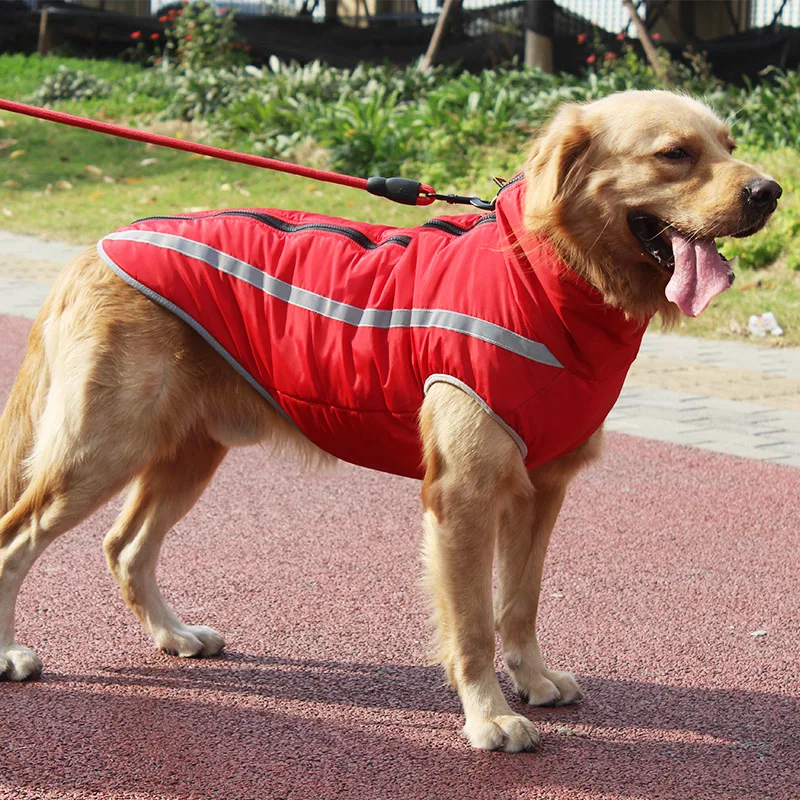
753,0 -> 800,27
148,0 -> 800,32
9,0 -> 800,74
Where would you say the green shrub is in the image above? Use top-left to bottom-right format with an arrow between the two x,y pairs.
32,65 -> 111,103
162,0 -> 248,71
27,49 -> 800,170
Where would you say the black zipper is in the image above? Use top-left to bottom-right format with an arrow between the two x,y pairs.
133,210 -> 411,250
220,210 -> 416,249
133,207 -> 497,249
422,214 -> 496,236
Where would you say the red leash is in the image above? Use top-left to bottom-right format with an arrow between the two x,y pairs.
0,97 -> 455,207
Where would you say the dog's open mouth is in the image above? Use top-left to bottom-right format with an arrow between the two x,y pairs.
628,212 -> 735,318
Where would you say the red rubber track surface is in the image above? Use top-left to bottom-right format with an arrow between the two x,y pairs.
0,314 -> 797,800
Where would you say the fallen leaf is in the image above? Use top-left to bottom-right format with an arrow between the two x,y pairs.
84,164 -> 104,176
183,206 -> 208,213
103,175 -> 116,184
219,183 -> 231,192
2,208 -> 13,217
55,179 -> 73,190
749,629 -> 768,637
2,180 -> 20,189
88,191 -> 106,200
9,149 -> 26,159
550,592 -> 565,599
119,177 -> 144,184
237,187 -> 251,197
0,138 -> 19,152
139,158 -> 158,167
737,278 -> 773,292
555,725 -> 588,738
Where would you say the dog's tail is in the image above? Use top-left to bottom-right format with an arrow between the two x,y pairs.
0,313 -> 50,517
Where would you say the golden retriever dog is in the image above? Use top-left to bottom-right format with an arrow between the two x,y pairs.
0,90 -> 781,752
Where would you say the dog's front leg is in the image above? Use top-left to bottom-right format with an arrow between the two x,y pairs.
494,434 -> 602,708
420,383 -> 539,753
494,474 -> 583,707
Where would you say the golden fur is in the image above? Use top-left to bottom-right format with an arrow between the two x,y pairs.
0,90 -> 777,752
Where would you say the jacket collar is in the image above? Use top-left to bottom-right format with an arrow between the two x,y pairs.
495,176 -> 649,380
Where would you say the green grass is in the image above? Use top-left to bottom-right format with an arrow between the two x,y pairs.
0,113 -> 457,243
0,53 -> 144,104
674,263 -> 800,344
1,54 -> 799,346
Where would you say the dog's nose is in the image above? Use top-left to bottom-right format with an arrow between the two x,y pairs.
743,178 -> 782,209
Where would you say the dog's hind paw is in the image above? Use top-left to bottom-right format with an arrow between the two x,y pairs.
463,713 -> 540,753
0,644 -> 43,681
154,625 -> 225,658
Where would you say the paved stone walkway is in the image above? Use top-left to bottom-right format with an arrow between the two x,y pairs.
1,229 -> 798,466
611,339 -> 800,467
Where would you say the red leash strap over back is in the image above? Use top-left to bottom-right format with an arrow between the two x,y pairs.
0,97 -> 437,206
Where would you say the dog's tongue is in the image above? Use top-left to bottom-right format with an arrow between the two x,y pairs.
664,230 -> 732,317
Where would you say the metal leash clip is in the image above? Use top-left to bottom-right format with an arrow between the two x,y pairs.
423,191 -> 497,211
423,175 -> 509,211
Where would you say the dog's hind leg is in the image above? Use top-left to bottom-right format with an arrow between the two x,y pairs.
0,252 -> 218,680
103,432 -> 228,658
0,468 -> 138,680
494,430 -> 603,708
0,362 -> 154,681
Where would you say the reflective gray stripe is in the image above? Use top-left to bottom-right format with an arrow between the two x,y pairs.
97,239 -> 298,430
424,374 -> 528,460
101,229 -> 563,369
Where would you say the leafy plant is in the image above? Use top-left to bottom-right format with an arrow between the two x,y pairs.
162,0 -> 248,71
32,66 -> 111,103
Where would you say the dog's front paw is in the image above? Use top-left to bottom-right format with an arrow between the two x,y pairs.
0,644 -> 43,681
463,713 -> 540,753
154,625 -> 225,658
508,661 -> 583,707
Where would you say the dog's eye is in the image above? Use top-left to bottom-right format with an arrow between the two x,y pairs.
660,147 -> 689,161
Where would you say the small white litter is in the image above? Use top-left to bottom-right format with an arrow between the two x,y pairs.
747,312 -> 783,337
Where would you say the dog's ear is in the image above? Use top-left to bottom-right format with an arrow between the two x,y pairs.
524,105 -> 593,228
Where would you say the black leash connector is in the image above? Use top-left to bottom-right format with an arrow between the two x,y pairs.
366,175 -> 498,210
366,176 -> 427,206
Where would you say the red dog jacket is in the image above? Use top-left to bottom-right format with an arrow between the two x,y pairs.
98,177 -> 648,479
